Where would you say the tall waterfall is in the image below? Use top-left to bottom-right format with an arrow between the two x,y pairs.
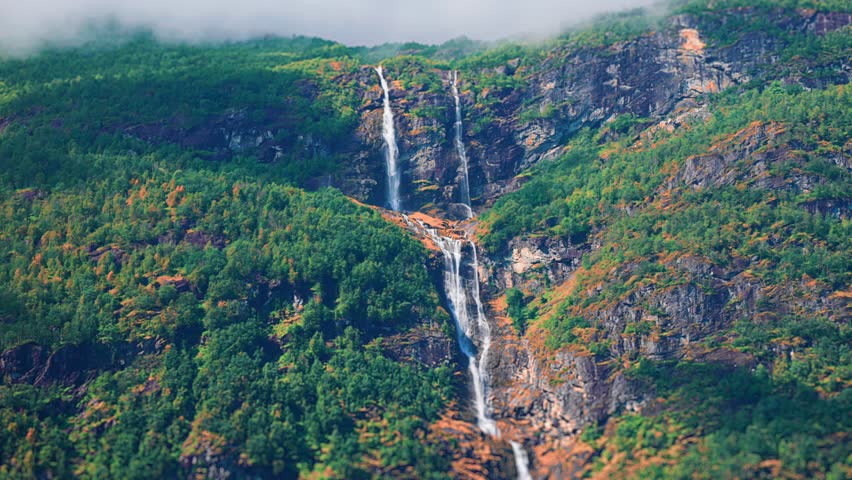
398,70 -> 533,478
408,217 -> 533,478
375,66 -> 401,211
451,71 -> 473,218
414,222 -> 497,436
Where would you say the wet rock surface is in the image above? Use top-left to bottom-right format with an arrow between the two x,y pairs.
382,322 -> 458,368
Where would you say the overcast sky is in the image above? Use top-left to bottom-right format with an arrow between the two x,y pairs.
1,0 -> 659,55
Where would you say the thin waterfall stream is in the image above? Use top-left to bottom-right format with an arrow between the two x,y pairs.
511,441 -> 533,480
414,221 -> 498,436
381,68 -> 532,478
451,71 -> 473,219
375,66 -> 401,211
406,215 -> 533,478
448,71 -> 532,478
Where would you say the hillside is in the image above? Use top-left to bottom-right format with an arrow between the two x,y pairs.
0,0 -> 850,478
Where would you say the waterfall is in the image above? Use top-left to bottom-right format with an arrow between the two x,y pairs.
426,230 -> 498,436
511,441 -> 533,480
407,217 -> 533,478
397,71 -> 533,478
451,71 -> 473,219
375,66 -> 401,211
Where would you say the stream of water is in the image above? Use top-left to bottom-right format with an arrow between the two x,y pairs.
384,70 -> 532,478
511,440 -> 533,480
375,66 -> 401,211
451,71 -> 473,219
412,219 -> 532,478
422,226 -> 498,436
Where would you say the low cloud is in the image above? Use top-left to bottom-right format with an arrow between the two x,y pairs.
1,0 -> 659,56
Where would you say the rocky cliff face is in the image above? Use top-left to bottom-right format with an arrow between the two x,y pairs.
330,8 -> 851,477
0,339 -> 166,388
483,252 -> 848,477
472,114 -> 850,477
339,20 -> 744,215
332,9 -> 849,217
116,9 -> 847,223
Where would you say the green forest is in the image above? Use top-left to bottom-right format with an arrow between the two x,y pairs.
0,168 -> 456,477
0,34 -> 461,478
491,83 -> 851,479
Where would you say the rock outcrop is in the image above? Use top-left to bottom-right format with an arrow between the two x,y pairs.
116,9 -> 849,225
466,117 -> 851,477
382,322 -> 458,368
334,9 -> 849,216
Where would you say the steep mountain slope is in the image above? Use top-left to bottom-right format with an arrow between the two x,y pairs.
0,0 -> 849,478
480,84 -> 850,478
0,177 -> 459,478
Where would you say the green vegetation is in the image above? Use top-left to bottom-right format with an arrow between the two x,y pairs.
0,35 -> 367,189
587,357 -> 851,479
580,314 -> 849,478
505,288 -> 538,335
476,20 -> 850,478
0,35 -> 459,477
482,87 -> 852,251
677,0 -> 852,14
0,166 -> 455,477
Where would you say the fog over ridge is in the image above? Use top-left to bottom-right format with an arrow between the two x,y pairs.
1,0 -> 659,55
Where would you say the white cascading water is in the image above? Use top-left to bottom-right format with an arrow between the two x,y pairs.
375,66 -> 402,211
510,441 -> 533,480
415,221 -> 533,478
397,70 -> 533,478
451,71 -> 473,219
428,228 -> 498,436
